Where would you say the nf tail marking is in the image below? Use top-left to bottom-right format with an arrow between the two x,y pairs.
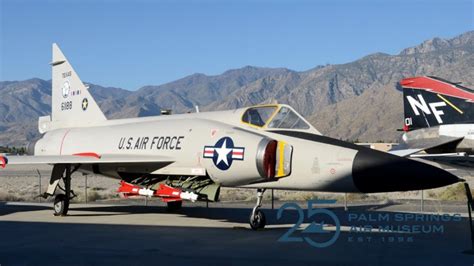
401,76 -> 474,129
406,94 -> 446,124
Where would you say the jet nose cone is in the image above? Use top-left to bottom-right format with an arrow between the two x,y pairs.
352,149 -> 461,193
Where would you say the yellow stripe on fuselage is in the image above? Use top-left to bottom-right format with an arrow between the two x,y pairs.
277,141 -> 286,177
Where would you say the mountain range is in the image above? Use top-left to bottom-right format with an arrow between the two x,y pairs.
1,31 -> 473,146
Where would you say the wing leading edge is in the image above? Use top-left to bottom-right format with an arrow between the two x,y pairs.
389,136 -> 464,157
0,153 -> 174,168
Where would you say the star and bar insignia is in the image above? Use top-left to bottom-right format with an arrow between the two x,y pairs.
203,137 -> 245,170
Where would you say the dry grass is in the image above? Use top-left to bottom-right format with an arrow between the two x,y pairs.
71,189 -> 120,203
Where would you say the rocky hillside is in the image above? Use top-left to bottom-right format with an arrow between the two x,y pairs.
0,31 -> 473,146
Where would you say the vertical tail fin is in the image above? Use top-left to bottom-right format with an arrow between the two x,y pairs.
399,76 -> 474,131
49,43 -> 106,129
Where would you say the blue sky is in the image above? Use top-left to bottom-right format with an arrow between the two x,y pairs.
1,0 -> 472,90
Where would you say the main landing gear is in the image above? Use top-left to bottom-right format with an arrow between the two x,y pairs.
249,188 -> 266,230
53,164 -> 76,216
41,164 -> 76,216
53,194 -> 69,216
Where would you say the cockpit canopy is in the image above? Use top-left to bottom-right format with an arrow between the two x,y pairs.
242,106 -> 276,127
241,105 -> 311,130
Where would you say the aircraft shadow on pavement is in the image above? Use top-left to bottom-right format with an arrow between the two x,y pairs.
65,201 -> 464,226
68,202 -> 472,234
67,203 -> 380,224
2,201 -> 470,230
0,201 -> 51,216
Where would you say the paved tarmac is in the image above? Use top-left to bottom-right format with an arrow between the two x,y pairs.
0,201 -> 473,266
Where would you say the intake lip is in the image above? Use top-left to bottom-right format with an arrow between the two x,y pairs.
26,139 -> 38,155
255,138 -> 277,179
352,149 -> 461,193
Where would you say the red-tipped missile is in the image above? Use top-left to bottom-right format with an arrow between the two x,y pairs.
117,181 -> 198,202
117,181 -> 154,196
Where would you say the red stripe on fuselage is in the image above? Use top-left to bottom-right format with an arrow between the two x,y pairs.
400,76 -> 474,102
59,129 -> 71,155
73,152 -> 101,159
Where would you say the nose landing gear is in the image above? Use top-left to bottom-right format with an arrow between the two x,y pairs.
249,188 -> 266,230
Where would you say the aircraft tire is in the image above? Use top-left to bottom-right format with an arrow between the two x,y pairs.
249,209 -> 266,230
53,194 -> 69,216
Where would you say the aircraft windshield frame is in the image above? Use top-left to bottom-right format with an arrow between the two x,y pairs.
267,106 -> 310,130
241,106 -> 278,127
241,105 -> 311,130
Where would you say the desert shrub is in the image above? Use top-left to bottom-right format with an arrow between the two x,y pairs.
0,189 -> 21,201
346,193 -> 369,202
87,191 -> 105,202
427,190 -> 437,198
219,188 -> 253,201
435,183 -> 470,201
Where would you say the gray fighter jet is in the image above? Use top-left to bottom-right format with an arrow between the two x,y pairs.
0,45 -> 462,229
391,76 -> 474,173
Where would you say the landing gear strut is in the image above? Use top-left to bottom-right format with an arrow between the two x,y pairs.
53,165 -> 74,216
249,188 -> 266,230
